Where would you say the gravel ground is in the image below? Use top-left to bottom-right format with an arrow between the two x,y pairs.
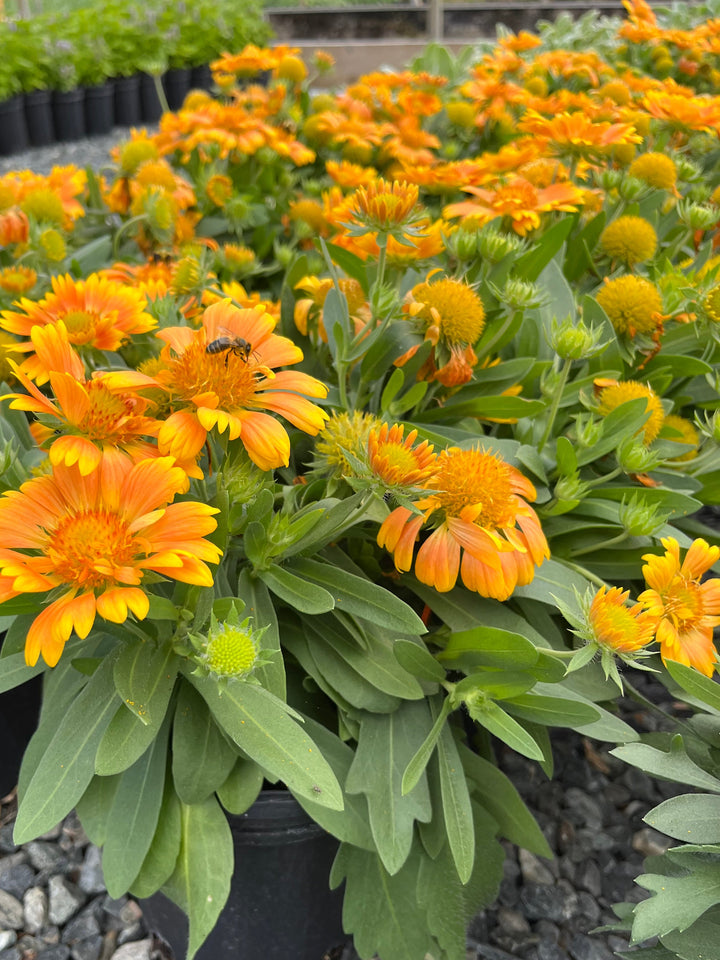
0,132 -> 685,960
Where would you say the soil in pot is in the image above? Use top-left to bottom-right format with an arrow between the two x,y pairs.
140,789 -> 346,960
140,74 -> 163,124
0,95 -> 29,156
24,89 -> 54,147
114,75 -> 142,127
53,89 -> 85,142
84,82 -> 114,136
164,68 -> 191,111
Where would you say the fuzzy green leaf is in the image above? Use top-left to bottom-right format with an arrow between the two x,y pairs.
437,722 -> 475,883
130,777 -> 182,899
216,758 -> 264,816
645,794 -> 720,844
259,563 -> 335,614
612,737 -> 720,794
172,681 -> 238,804
113,638 -> 179,726
467,700 -> 545,762
632,854 -> 720,944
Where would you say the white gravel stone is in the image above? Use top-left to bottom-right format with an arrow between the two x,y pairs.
22,885 -> 48,933
110,937 -> 154,960
0,889 -> 24,929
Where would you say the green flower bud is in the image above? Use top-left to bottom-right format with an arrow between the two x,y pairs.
477,226 -> 526,264
574,414 -> 603,448
618,176 -> 645,200
676,156 -> 702,182
554,473 -> 589,503
616,437 -> 660,473
499,277 -> 546,310
677,199 -> 718,231
618,494 -> 668,537
549,316 -> 608,360
446,227 -> 480,262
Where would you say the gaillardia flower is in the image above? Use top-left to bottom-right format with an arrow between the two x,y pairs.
377,446 -> 549,599
627,152 -> 677,192
600,216 -> 658,267
0,457 -> 221,667
368,423 -> 437,488
155,300 -> 328,471
595,379 -> 665,445
0,273 -> 156,383
638,537 -> 720,677
595,275 -> 663,339
348,178 -> 420,232
589,585 -> 657,654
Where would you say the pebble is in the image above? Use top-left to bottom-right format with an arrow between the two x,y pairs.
110,939 -> 154,960
22,885 -> 47,932
0,891 -> 23,930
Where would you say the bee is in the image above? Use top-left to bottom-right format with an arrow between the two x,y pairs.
205,335 -> 253,366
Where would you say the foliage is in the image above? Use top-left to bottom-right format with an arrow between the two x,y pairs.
3,2 -> 720,959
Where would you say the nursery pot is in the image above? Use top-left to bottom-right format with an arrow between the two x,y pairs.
140,73 -> 163,124
52,89 -> 85,142
24,90 -> 54,147
164,68 -> 191,111
83,82 -> 114,136
140,789 -> 346,960
113,75 -> 142,127
190,63 -> 213,93
0,95 -> 29,156
0,674 -> 42,798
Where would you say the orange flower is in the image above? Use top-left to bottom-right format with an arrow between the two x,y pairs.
368,423 -> 437,487
638,537 -> 720,677
100,258 -> 178,301
0,265 -> 37,295
0,457 -> 221,667
517,110 -> 642,159
3,322 -> 163,479
155,300 -> 328,471
378,446 -> 549,599
589,585 -> 657,653
348,178 -> 420,232
0,208 -> 29,246
443,178 -> 585,236
0,273 -> 156,383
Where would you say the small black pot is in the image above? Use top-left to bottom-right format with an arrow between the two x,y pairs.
164,67 -> 191,111
83,82 -> 114,136
0,95 -> 29,156
141,790 -> 346,960
190,63 -> 213,93
52,88 -> 85,142
113,74 -> 142,127
0,675 -> 42,798
24,89 -> 54,146
140,73 -> 163,124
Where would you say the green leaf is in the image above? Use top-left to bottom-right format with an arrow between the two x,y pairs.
393,639 -> 445,683
401,697 -> 453,796
437,626 -> 539,669
258,563 -> 335,614
95,699 -> 170,776
659,904 -> 720,960
113,638 -> 179,727
216,758 -> 264,816
102,714 -> 171,898
238,569 -> 284,697
331,843 -> 434,960
503,693 -> 600,728
188,673 -> 343,810
75,774 -> 121,847
416,395 -> 545,422
645,794 -> 720,844
632,855 -> 720,944
14,656 -> 119,844
437,721 -> 474,883
612,737 -> 720,794
535,680 -> 639,743
454,671 -> 537,701
130,777 -> 182,899
346,701 -> 433,875
665,661 -> 720,715
288,557 -> 427,634
467,700 -> 544,761
514,217 -> 574,282
0,650 -> 45,694
290,716 -> 374,851
458,745 -> 552,857
556,435 -> 578,476
513,558 -> 592,609
162,796 -> 233,960
172,681 -> 238,804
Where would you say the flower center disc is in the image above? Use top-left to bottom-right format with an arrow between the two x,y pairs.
48,510 -> 135,587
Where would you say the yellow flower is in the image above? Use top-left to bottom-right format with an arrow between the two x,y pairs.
0,265 -> 37,295
703,284 -> 720,323
638,537 -> 720,677
117,137 -> 160,176
600,216 -> 658,266
628,152 -> 677,191
596,275 -> 663,338
349,179 -> 420,232
589,585 -> 658,653
276,54 -> 307,83
314,410 -> 382,479
595,379 -> 665,445
445,101 -> 476,128
20,188 -> 65,226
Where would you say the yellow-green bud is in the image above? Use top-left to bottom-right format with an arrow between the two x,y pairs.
616,438 -> 660,473
554,473 -> 589,503
618,176 -> 645,201
574,414 -> 603,448
618,495 -> 668,537
477,226 -> 525,264
500,277 -> 546,310
676,157 -> 702,182
677,200 -> 718,231
203,622 -> 258,679
447,227 -> 480,262
550,316 -> 607,360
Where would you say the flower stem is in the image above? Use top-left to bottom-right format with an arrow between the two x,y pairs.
563,560 -> 608,589
569,530 -> 629,559
537,357 -> 572,454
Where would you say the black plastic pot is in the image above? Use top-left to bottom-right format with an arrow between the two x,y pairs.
114,74 -> 142,127
24,89 -> 54,146
52,88 -> 85,142
164,68 -> 191,111
0,674 -> 42,798
140,790 -> 346,959
83,82 -> 114,136
0,95 -> 29,156
190,63 -> 213,93
140,73 -> 163,124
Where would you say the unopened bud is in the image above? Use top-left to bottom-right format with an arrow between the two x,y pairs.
550,315 -> 607,360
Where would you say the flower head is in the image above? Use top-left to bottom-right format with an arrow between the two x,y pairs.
314,410 -> 382,480
0,457 -> 221,667
348,178 -> 420,232
600,216 -> 658,266
368,423 -> 437,488
628,152 -> 678,191
155,300 -> 328,471
638,537 -> 720,677
596,275 -> 664,339
378,446 -> 549,599
595,379 -> 665,445
589,585 -> 658,653
0,265 -> 37,296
